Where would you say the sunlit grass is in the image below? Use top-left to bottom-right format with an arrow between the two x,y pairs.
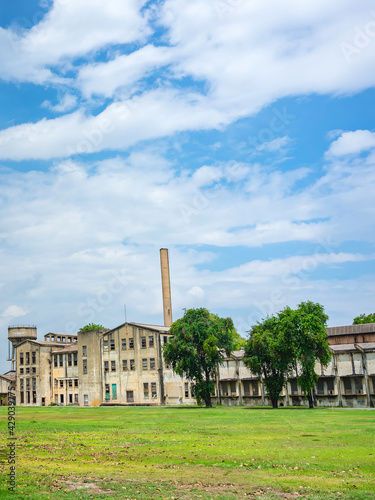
0,406 -> 374,499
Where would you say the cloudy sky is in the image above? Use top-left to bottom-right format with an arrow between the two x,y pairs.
1,0 -> 375,372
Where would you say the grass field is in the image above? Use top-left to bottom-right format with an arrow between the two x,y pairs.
0,406 -> 374,500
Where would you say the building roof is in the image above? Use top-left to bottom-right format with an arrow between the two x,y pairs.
45,332 -> 77,337
330,342 -> 375,353
51,344 -> 78,354
0,373 -> 16,382
104,322 -> 171,335
327,323 -> 375,336
15,340 -> 74,349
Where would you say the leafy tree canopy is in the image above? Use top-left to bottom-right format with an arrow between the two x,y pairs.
163,307 -> 236,407
79,323 -> 106,332
244,301 -> 331,408
353,313 -> 375,324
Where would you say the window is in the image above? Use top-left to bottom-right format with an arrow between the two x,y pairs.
59,354 -> 63,367
74,379 -> 78,387
104,361 -> 109,372
82,345 -> 87,356
84,394 -> 89,405
111,360 -> 116,372
20,368 -> 24,374
230,381 -> 236,395
32,392 -> 37,404
122,359 -> 128,371
151,382 -> 157,398
20,392 -> 24,404
83,359 -> 88,374
112,384 -> 117,399
355,377 -> 363,394
290,379 -> 298,395
143,383 -> 149,398
60,394 -> 64,404
105,384 -> 110,400
69,394 -> 73,404
251,381 -> 259,396
185,382 -> 189,398
32,378 -> 36,390
327,378 -> 334,394
121,338 -> 126,350
60,380 -> 64,388
126,391 -> 134,403
343,378 -> 352,394
110,339 -> 115,351
26,352 -> 30,365
68,337 -> 72,343
141,337 -> 147,348
31,351 -> 36,364
150,358 -> 155,369
26,368 -> 30,374
32,367 -> 36,374
149,336 -> 154,347
27,392 -> 31,404
68,354 -> 72,367
129,338 -> 134,349
103,339 -> 108,350
20,379 -> 24,391
73,353 -> 78,366
130,359 -> 135,371
68,379 -> 73,388
74,394 -> 78,404
243,381 -> 250,396
221,381 -> 228,396
54,379 -> 58,388
58,336 -> 61,342
163,336 -> 168,344
20,352 -> 24,365
53,354 -> 57,367
316,379 -> 324,395
142,358 -> 148,370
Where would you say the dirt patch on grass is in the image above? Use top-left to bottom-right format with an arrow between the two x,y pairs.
65,480 -> 113,494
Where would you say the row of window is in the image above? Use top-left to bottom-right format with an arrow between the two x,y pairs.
103,335 -> 155,351
55,393 -> 79,404
19,352 -> 36,365
19,378 -> 37,391
104,382 -> 158,401
20,367 -> 36,375
53,353 -> 78,367
46,335 -> 76,343
104,358 -> 156,373
54,378 -> 79,388
20,391 -> 36,404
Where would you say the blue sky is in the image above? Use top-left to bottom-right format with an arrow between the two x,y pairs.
1,0 -> 375,372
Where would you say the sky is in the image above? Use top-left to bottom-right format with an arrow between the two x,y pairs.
1,0 -> 375,373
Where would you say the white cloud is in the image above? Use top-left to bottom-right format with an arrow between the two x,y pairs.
326,130 -> 375,157
42,94 -> 78,113
0,0 -> 149,84
2,305 -> 27,318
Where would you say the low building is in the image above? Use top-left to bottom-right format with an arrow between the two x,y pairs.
3,322 -> 375,408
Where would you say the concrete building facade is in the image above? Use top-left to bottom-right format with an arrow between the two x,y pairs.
4,322 -> 375,408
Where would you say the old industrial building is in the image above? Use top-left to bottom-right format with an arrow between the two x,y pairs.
3,250 -> 375,408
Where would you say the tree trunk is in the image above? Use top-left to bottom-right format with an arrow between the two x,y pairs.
271,397 -> 278,409
205,370 -> 212,408
308,389 -> 314,409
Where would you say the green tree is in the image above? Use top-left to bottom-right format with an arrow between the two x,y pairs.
243,315 -> 295,409
163,308 -> 236,407
353,313 -> 375,324
285,301 -> 331,409
79,323 -> 106,332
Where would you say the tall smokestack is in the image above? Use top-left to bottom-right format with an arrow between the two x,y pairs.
160,248 -> 172,327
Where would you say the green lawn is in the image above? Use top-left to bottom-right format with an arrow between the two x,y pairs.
0,406 -> 374,499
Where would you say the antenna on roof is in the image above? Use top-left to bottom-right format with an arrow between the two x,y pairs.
124,305 -> 129,334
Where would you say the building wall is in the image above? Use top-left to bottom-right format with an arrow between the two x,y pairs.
77,329 -> 106,406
